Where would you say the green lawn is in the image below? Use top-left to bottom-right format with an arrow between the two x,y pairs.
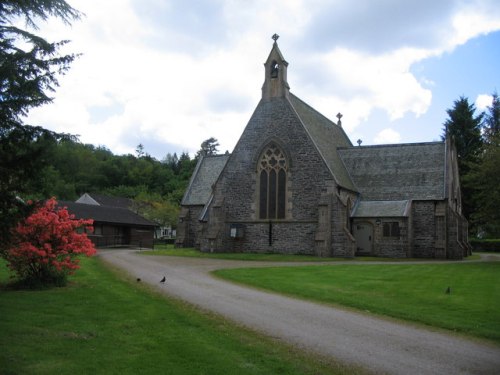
145,246 -> 346,261
214,262 -> 500,344
0,257 -> 362,375
147,245 -> 480,262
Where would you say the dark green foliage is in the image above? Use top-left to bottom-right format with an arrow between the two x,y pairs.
444,93 -> 500,238
469,239 -> 500,252
27,139 -> 196,228
48,140 -> 196,199
0,0 -> 81,250
442,96 -> 484,226
482,91 -> 500,144
196,136 -> 220,158
442,96 -> 483,169
465,134 -> 500,237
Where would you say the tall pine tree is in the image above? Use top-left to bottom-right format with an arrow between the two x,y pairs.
465,93 -> 500,237
482,91 -> 500,144
442,96 -> 483,225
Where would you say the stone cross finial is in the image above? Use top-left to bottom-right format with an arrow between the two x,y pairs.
272,33 -> 279,42
336,112 -> 343,127
357,139 -> 362,146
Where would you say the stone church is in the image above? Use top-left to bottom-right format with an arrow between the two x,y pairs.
176,38 -> 470,259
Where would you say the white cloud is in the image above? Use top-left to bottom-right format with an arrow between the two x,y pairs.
476,94 -> 493,111
24,0 -> 500,158
374,129 -> 402,144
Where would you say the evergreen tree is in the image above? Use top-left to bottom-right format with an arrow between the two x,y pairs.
0,0 -> 81,249
442,96 -> 484,169
482,92 -> 500,144
196,137 -> 220,158
442,96 -> 483,224
465,134 -> 500,237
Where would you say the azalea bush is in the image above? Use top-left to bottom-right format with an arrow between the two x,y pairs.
3,198 -> 96,287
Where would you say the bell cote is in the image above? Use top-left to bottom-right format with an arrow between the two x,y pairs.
262,34 -> 290,100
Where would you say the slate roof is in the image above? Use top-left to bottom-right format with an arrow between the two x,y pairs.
338,142 -> 446,201
289,94 -> 357,191
182,154 -> 230,205
76,193 -> 132,209
59,201 -> 156,227
352,200 -> 410,218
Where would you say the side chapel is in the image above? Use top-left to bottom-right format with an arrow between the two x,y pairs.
176,37 -> 471,259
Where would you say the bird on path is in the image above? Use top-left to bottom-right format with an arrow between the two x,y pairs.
160,276 -> 166,283
136,278 -> 141,282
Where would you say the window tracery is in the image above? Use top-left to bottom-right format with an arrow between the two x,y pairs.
258,143 -> 287,219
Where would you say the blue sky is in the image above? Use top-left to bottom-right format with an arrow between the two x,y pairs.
27,0 -> 500,160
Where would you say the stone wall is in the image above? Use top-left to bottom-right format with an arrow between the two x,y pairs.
352,218 -> 408,258
204,221 -> 317,254
206,97 -> 342,254
411,201 -> 436,258
176,206 -> 204,248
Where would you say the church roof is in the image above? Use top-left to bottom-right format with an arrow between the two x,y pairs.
338,142 -> 446,200
289,94 -> 356,191
352,200 -> 410,217
182,154 -> 230,205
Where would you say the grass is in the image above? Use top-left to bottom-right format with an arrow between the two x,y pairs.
0,257 -> 361,375
145,246 -> 346,261
146,245 -> 485,262
214,262 -> 500,344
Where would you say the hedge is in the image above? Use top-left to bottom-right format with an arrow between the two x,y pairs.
470,239 -> 500,252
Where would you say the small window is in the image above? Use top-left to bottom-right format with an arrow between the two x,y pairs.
383,222 -> 400,238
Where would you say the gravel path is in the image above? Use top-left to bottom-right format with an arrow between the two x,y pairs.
99,250 -> 500,375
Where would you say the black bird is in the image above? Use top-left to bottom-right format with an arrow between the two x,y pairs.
160,276 -> 166,283
136,278 -> 141,282
445,286 -> 451,294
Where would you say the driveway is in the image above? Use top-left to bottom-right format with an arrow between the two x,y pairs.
99,250 -> 500,375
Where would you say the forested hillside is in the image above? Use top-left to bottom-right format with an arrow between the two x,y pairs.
28,139 -> 198,229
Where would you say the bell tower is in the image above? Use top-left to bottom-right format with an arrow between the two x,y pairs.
262,34 -> 290,100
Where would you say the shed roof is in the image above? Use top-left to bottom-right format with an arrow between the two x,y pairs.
338,142 -> 446,200
76,193 -> 133,209
352,200 -> 410,218
182,154 -> 230,205
59,201 -> 156,227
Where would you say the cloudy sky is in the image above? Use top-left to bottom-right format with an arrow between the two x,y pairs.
26,0 -> 500,160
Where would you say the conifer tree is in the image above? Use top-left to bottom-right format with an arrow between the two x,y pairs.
442,96 -> 484,169
0,0 -> 81,249
442,96 -> 483,224
482,92 -> 500,144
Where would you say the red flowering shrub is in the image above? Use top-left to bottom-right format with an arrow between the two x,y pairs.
4,198 -> 96,287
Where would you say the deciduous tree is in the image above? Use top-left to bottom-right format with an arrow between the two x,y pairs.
4,198 -> 96,287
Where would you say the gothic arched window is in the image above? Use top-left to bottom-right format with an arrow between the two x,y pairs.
258,143 -> 287,219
